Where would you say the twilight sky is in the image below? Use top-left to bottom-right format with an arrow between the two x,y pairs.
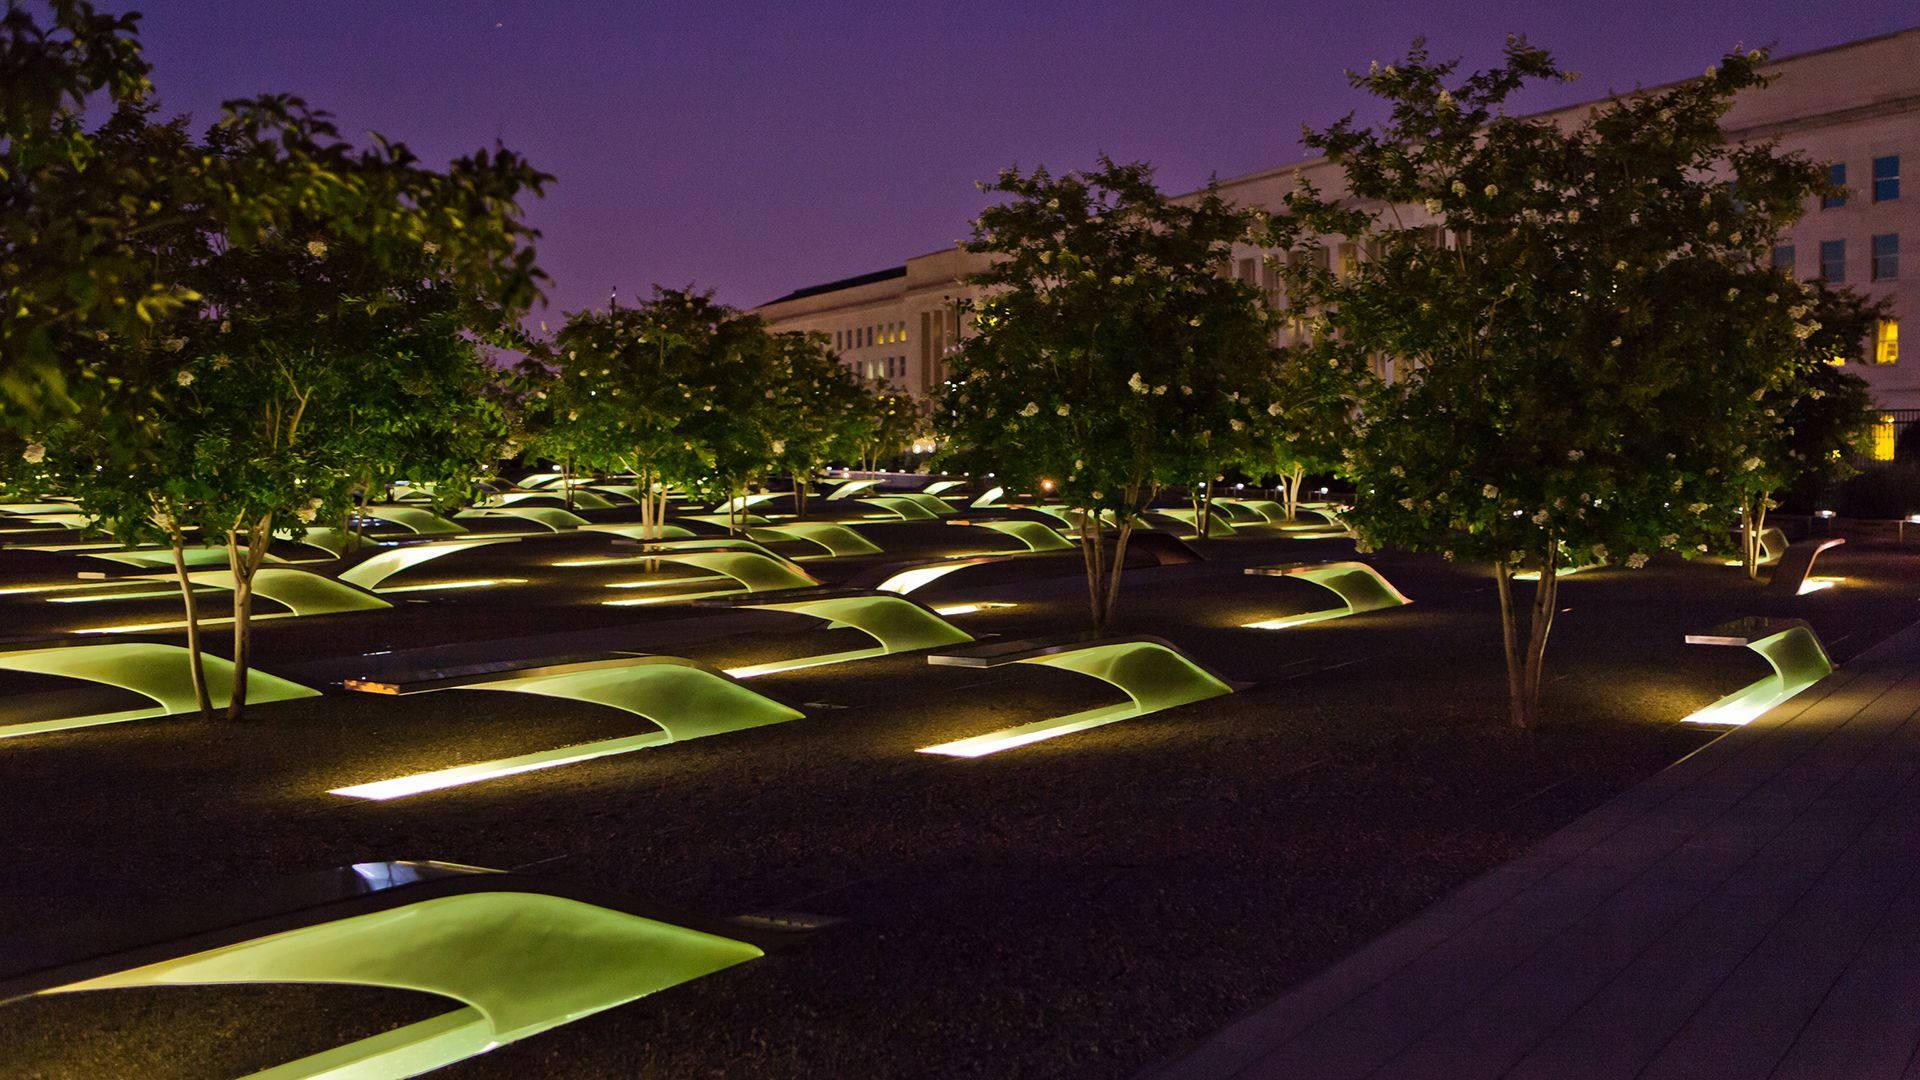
131,0 -> 1913,320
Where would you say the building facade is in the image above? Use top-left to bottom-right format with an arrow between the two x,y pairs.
755,28 -> 1916,412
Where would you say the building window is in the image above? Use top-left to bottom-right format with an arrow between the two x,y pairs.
1871,414 -> 1897,461
1871,233 -> 1898,281
1877,319 -> 1900,365
1820,239 -> 1846,282
1771,245 -> 1795,274
1873,155 -> 1900,202
1822,163 -> 1846,209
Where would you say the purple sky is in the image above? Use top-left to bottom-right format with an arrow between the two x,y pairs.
133,1 -> 1913,320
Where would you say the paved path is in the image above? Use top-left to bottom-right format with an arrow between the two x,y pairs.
1154,618 -> 1920,1080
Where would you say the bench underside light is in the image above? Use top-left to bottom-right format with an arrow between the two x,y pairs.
35,889 -> 761,1080
1244,562 -> 1411,629
918,640 -> 1233,757
721,594 -> 973,678
329,659 -> 801,799
0,643 -> 319,738
601,550 -> 818,604
1681,624 -> 1833,727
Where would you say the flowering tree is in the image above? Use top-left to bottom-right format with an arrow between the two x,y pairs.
1233,343 -> 1369,520
850,382 -> 924,475
8,101 -> 546,719
1728,280 -> 1881,576
766,331 -> 870,516
1279,40 -> 1830,727
544,289 -> 723,538
937,158 -> 1271,631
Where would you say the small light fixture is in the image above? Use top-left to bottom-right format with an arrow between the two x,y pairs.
1816,509 -> 1836,519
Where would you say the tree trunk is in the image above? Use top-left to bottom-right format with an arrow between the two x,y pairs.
168,532 -> 214,719
224,515 -> 274,721
1492,550 -> 1559,730
795,473 -> 809,520
564,454 -> 576,512
1741,494 -> 1769,581
1078,507 -> 1132,634
1283,465 -> 1305,521
1199,479 -> 1215,540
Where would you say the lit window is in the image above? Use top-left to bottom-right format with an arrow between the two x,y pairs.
1873,155 -> 1900,202
1872,414 -> 1896,460
1871,233 -> 1898,281
1877,319 -> 1900,365
1823,163 -> 1847,209
1771,245 -> 1795,273
1820,239 -> 1846,282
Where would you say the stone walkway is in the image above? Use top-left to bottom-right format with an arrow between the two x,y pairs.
1154,618 -> 1920,1080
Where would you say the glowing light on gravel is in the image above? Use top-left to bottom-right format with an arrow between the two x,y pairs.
373,578 -> 527,593
329,731 -> 676,799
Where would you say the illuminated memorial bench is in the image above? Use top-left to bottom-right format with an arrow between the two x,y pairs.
455,506 -> 589,532
0,860 -> 773,1078
861,494 -> 952,520
1681,616 -> 1832,726
358,506 -> 467,537
333,653 -> 803,799
1147,508 -> 1239,539
335,537 -> 521,592
824,478 -> 880,500
678,512 -> 773,530
747,522 -> 884,557
1242,560 -> 1413,629
951,519 -> 1076,553
1769,536 -> 1846,596
971,486 -> 1006,508
65,568 -> 390,635
916,635 -> 1239,757
0,641 -> 318,738
922,480 -> 965,496
1217,497 -> 1288,522
693,586 -> 973,677
490,488 -> 616,510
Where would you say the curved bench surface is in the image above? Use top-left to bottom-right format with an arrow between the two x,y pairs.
1769,537 -> 1846,595
824,478 -> 880,501
515,471 -> 570,489
1149,508 -> 1239,539
714,492 -> 782,514
968,520 -> 1075,553
363,506 -> 467,536
85,546 -> 278,569
332,657 -> 802,800
182,567 -> 392,616
719,593 -> 974,677
919,636 -> 1234,757
863,495 -> 942,521
678,512 -> 772,529
579,522 -> 697,541
922,480 -> 965,496
456,506 -> 588,532
748,522 -> 884,557
1243,561 -> 1411,628
9,863 -> 760,1078
1219,498 -> 1288,523
970,486 -> 1006,509
0,642 -> 319,738
336,538 -> 518,591
494,489 -> 616,510
276,527 -> 363,559
1682,617 -> 1832,726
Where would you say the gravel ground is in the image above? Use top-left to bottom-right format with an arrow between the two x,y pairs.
0,515 -> 1913,1078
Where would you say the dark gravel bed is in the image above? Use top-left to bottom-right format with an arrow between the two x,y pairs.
0,521 -> 1913,1078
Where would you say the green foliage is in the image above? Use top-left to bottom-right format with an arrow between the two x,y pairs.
934,158 -> 1272,628
938,158 -> 1272,521
1278,38 -> 1831,724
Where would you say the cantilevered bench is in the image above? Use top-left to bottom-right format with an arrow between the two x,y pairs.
1243,560 -> 1412,628
0,641 -> 319,738
949,518 -> 1076,553
455,505 -> 589,532
747,521 -> 884,557
1769,536 -> 1846,596
598,542 -> 821,600
334,653 -> 800,799
1147,507 -> 1239,539
59,568 -> 390,633
917,635 -> 1240,757
692,586 -> 973,676
334,537 -> 521,592
358,505 -> 467,536
1681,616 -> 1832,726
0,860 -> 777,1078
861,494 -> 949,520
